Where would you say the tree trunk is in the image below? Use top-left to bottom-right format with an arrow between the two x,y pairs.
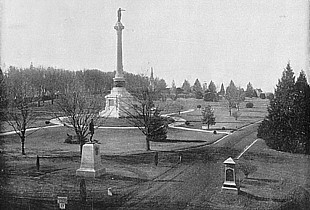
21,136 -> 25,155
208,124 -> 210,130
146,136 -> 151,151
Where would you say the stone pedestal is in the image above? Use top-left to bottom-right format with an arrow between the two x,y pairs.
99,87 -> 136,118
222,157 -> 238,193
76,143 -> 105,178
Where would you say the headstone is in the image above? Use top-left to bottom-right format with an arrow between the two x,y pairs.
222,157 -> 238,193
76,143 -> 105,178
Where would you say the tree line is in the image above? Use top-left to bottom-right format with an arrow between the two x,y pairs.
0,65 -> 167,154
1,65 -> 167,105
170,78 -> 267,101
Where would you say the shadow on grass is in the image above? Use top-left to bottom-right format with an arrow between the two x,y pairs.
154,179 -> 184,183
246,177 -> 280,183
239,190 -> 286,202
103,146 -> 241,165
99,173 -> 148,183
243,151 -> 288,164
152,139 -> 206,143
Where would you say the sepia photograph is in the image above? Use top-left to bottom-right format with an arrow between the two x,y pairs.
0,0 -> 309,209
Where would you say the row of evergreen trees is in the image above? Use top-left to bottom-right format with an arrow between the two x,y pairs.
258,63 -> 310,154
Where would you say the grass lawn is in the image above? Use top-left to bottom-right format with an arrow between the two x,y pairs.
1,124 -> 224,156
177,98 -> 269,130
2,97 -> 309,209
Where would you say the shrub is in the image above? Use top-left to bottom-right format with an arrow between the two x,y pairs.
232,111 -> 241,120
197,104 -> 201,109
195,91 -> 203,99
237,161 -> 257,178
246,102 -> 254,108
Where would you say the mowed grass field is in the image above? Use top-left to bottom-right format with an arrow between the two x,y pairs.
176,97 -> 269,130
1,97 -> 310,209
1,125 -> 225,156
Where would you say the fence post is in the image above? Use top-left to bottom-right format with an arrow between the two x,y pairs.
36,155 -> 40,171
80,179 -> 87,207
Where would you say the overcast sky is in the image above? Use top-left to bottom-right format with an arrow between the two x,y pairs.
1,0 -> 309,92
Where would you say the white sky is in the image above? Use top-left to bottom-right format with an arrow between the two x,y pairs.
1,0 -> 309,92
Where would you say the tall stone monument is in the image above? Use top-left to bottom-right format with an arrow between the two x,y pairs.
99,8 -> 135,118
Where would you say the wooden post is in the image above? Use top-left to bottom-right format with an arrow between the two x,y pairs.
154,152 -> 159,166
36,155 -> 40,171
80,179 -> 87,206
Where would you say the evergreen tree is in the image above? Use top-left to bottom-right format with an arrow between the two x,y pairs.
245,82 -> 255,97
219,83 -> 225,95
181,79 -> 191,93
225,80 -> 238,115
208,80 -> 217,93
192,78 -> 203,93
293,70 -> 310,154
258,63 -> 309,153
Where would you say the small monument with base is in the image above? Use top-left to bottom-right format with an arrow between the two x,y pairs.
76,143 -> 105,178
222,157 -> 239,193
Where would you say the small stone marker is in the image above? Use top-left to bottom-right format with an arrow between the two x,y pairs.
222,157 -> 238,193
108,187 -> 113,196
76,143 -> 105,178
179,153 -> 182,163
57,196 -> 67,209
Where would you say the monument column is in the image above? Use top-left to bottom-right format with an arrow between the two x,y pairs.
114,18 -> 125,87
99,8 -> 135,118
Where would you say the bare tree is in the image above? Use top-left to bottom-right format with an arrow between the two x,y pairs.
121,89 -> 168,151
4,68 -> 39,155
52,81 -> 104,154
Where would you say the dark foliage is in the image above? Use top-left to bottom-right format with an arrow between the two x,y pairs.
195,91 -> 203,99
245,82 -> 255,98
246,102 -> 254,108
258,64 -> 310,154
203,92 -> 219,102
201,105 -> 216,129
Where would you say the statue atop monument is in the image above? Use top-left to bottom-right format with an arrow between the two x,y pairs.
117,8 -> 125,22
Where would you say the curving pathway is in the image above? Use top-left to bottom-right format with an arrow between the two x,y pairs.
0,109 -> 231,137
